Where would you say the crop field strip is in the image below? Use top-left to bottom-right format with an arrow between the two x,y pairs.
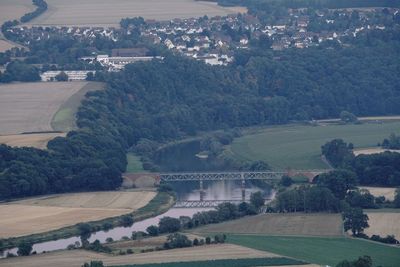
359,186 -> 396,201
0,0 -> 34,52
0,82 -> 103,148
24,0 -> 247,27
109,258 -> 310,267
0,191 -> 156,238
0,82 -> 88,135
364,211 -> 400,238
227,235 -> 400,267
0,132 -> 66,149
0,243 -> 277,267
229,121 -> 400,170
194,213 -> 344,237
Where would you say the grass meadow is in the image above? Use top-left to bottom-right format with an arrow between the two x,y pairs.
227,235 -> 400,267
126,153 -> 146,173
114,257 -> 308,267
228,121 -> 400,170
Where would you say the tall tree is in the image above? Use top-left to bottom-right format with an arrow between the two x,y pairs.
343,207 -> 369,236
314,169 -> 358,199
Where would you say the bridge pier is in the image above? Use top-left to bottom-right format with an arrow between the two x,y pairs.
241,174 -> 245,202
199,179 -> 205,201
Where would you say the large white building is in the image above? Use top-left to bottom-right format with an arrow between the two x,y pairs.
40,71 -> 95,82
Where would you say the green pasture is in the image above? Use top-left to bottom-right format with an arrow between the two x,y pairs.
126,152 -> 146,173
228,122 -> 400,170
113,257 -> 307,267
227,235 -> 400,267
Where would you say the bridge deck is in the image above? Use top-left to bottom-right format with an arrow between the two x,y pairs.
160,170 -> 328,182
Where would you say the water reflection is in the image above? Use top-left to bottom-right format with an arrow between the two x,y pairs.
1,180 -> 272,258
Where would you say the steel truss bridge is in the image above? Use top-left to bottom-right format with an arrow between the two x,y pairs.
159,170 -> 328,182
174,199 -> 273,208
159,170 -> 329,208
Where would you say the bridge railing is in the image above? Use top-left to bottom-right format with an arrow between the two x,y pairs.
159,170 -> 329,182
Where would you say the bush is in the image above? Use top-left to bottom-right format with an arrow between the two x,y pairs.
77,223 -> 92,236
163,233 -> 192,249
146,225 -> 159,236
120,215 -> 134,227
17,241 -> 33,256
158,217 -> 181,233
280,175 -> 293,187
102,222 -> 113,231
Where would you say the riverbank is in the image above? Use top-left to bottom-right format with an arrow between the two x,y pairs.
0,191 -> 175,251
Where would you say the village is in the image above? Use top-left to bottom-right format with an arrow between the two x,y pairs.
3,6 -> 398,75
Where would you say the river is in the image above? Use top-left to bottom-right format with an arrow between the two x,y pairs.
1,180 -> 272,258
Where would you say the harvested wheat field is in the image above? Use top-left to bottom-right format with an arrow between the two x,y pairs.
0,191 -> 156,238
364,211 -> 400,238
0,82 -> 88,135
353,147 -> 400,156
0,243 -> 275,267
360,186 -> 397,201
0,0 -> 34,24
0,132 -> 66,149
25,0 -> 247,27
0,40 -> 13,52
195,213 -> 344,237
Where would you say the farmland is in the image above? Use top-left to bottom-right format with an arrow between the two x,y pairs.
0,132 -> 66,149
365,211 -> 400,238
0,0 -> 33,51
0,81 -> 102,148
227,235 -> 400,267
0,243 -> 275,267
360,187 -> 397,201
25,0 -> 247,27
228,121 -> 400,170
0,81 -> 88,135
0,191 -> 156,238
51,82 -> 105,132
194,213 -> 343,237
111,258 -> 309,267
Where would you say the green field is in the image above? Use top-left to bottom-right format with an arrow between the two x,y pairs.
114,257 -> 307,267
227,235 -> 400,267
126,152 -> 146,173
51,82 -> 105,132
228,122 -> 400,170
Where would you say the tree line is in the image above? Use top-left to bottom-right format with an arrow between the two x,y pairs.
322,139 -> 400,186
20,0 -> 48,23
1,20 -> 400,199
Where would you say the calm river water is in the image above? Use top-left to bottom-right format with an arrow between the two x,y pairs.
1,180 -> 273,258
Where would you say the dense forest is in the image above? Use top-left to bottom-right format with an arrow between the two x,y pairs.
1,2 -> 400,199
